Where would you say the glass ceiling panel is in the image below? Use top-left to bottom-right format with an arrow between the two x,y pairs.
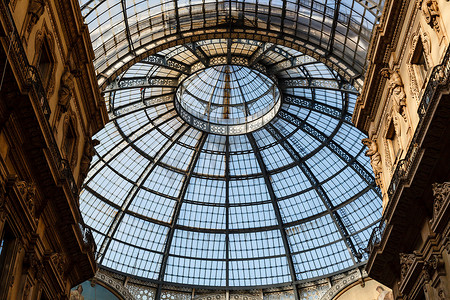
229,257 -> 291,287
166,256 -> 227,286
79,0 -> 383,89
80,37 -> 382,289
278,189 -> 326,223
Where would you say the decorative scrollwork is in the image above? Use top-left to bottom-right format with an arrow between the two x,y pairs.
16,180 -> 37,218
431,182 -> 450,224
399,253 -> 416,281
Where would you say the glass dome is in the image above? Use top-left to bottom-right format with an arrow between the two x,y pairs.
80,38 -> 382,289
176,65 -> 281,134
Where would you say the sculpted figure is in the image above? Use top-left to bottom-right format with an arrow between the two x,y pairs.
388,71 -> 407,122
375,286 -> 394,300
70,285 -> 84,300
362,138 -> 383,188
79,139 -> 100,184
58,70 -> 75,113
421,0 -> 445,41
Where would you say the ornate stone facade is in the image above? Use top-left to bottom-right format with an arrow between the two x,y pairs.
0,0 -> 107,298
355,1 -> 450,299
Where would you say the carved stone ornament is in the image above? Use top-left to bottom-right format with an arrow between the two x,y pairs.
16,180 -> 37,216
24,251 -> 44,282
388,71 -> 408,123
62,112 -> 79,168
421,0 -> 440,28
51,253 -> 66,275
362,138 -> 383,188
79,139 -> 99,183
408,29 -> 433,104
26,0 -> 46,35
399,253 -> 416,281
420,0 -> 446,42
431,182 -> 450,222
58,70 -> 75,114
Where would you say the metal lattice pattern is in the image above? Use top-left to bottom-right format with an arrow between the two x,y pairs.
80,38 -> 381,290
78,0 -> 384,90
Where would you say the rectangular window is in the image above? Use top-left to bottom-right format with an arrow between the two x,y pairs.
411,38 -> 429,87
37,40 -> 53,88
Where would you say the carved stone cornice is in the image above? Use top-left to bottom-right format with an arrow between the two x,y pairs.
430,182 -> 450,233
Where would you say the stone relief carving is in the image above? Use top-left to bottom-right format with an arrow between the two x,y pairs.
51,252 -> 66,276
362,138 -> 383,188
422,254 -> 448,299
25,0 -> 46,38
79,138 -> 99,186
24,251 -> 44,282
431,182 -> 450,223
386,70 -> 408,124
399,253 -> 416,281
408,29 -> 433,104
58,70 -> 75,114
70,285 -> 84,300
420,0 -> 446,42
62,112 -> 79,168
16,180 -> 37,219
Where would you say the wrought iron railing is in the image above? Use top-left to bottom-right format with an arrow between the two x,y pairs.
367,46 -> 450,254
366,219 -> 386,254
1,1 -> 94,253
387,47 -> 450,201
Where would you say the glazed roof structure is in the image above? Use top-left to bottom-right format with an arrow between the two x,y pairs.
78,0 -> 385,292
